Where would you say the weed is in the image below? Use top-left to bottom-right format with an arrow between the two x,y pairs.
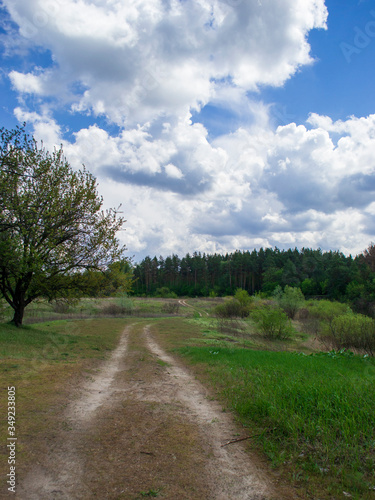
137,488 -> 160,497
156,359 -> 170,367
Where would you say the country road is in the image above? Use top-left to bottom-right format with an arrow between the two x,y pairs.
178,300 -> 209,317
15,321 -> 292,500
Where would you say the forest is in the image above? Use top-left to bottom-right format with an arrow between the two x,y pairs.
132,245 -> 375,315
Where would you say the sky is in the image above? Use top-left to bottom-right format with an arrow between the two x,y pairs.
1,0 -> 375,262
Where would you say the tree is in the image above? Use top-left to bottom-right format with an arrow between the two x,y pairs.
274,285 -> 305,319
0,125 -> 126,326
362,243 -> 375,272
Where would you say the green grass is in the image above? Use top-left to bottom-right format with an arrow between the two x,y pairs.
0,319 -> 125,362
179,345 -> 375,499
0,297 -> 191,324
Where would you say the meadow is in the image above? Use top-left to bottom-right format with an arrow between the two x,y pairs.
179,338 -> 375,499
0,296 -> 374,499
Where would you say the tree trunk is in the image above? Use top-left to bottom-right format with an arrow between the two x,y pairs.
11,302 -> 25,327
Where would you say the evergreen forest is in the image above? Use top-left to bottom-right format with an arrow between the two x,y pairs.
132,245 -> 375,315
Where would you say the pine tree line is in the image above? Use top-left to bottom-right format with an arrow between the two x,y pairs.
132,246 -> 375,314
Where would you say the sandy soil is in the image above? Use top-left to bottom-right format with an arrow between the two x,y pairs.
15,323 -> 295,500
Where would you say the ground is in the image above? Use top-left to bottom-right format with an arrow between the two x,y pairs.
11,319 -> 296,500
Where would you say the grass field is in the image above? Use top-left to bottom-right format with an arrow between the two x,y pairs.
0,296 -> 194,324
179,344 -> 375,499
1,298 -> 374,499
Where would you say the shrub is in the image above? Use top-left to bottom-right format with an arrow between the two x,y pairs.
101,303 -> 126,316
116,294 -> 134,314
50,297 -> 79,314
274,285 -> 305,319
155,287 -> 178,299
251,305 -> 293,340
307,299 -> 351,323
319,313 -> 375,356
101,295 -> 134,316
298,300 -> 352,337
161,301 -> 180,314
234,288 -> 252,308
215,299 -> 248,318
215,289 -> 252,318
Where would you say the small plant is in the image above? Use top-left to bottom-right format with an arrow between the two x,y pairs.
138,488 -> 160,497
161,301 -> 180,314
101,296 -> 134,316
116,293 -> 134,314
252,305 -> 293,340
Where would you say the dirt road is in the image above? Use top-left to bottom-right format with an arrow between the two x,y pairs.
16,322 -> 292,499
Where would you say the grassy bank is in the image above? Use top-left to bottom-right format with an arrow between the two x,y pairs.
179,344 -> 375,499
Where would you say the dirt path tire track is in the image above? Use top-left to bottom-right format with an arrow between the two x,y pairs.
178,300 -> 209,317
15,320 -> 292,500
16,325 -> 132,500
143,325 -> 279,500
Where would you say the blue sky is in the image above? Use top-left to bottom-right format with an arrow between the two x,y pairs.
1,0 -> 375,260
266,0 -> 375,125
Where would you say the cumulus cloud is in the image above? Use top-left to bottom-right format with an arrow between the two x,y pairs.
18,108 -> 373,259
5,0 -> 374,259
4,0 -> 328,125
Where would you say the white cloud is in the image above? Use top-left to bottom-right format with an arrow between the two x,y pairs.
63,112 -> 375,258
9,70 -> 44,94
164,163 -> 184,179
6,0 -> 375,259
4,0 -> 328,125
14,102 -> 375,259
14,106 -> 62,146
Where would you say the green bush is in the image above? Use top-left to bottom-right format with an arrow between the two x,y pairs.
320,313 -> 375,356
117,294 -> 135,314
215,299 -> 246,318
251,305 -> 293,340
161,301 -> 180,314
273,285 -> 305,319
307,299 -> 351,322
101,294 -> 134,316
155,287 -> 178,299
234,288 -> 252,308
214,289 -> 252,318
